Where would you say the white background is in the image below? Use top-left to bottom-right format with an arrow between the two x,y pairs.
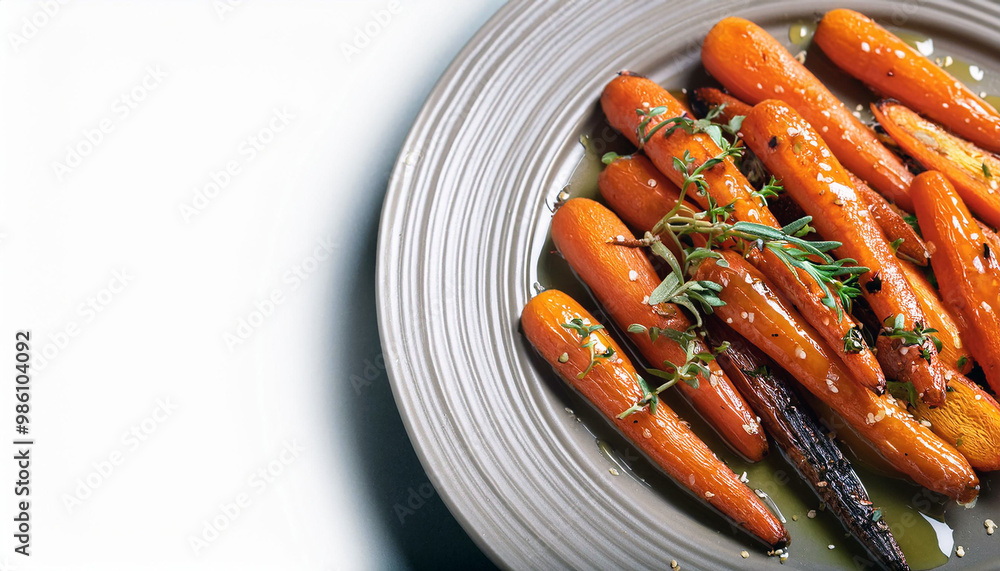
0,1 -> 504,569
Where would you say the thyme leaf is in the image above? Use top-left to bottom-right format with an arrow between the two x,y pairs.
560,318 -> 616,378
879,314 -> 942,364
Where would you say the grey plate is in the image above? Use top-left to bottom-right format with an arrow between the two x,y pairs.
376,1 -> 1000,569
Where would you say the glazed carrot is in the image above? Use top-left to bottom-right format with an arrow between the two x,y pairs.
551,198 -> 768,460
521,289 -> 789,546
742,99 -> 944,403
815,9 -> 1000,153
872,100 -> 1000,229
601,74 -> 885,392
906,368 -> 1000,472
911,171 -> 1000,392
598,155 -> 695,236
709,323 -> 907,571
702,17 -> 914,209
696,85 -> 929,261
694,252 -> 979,503
897,260 -> 973,374
849,172 -> 929,265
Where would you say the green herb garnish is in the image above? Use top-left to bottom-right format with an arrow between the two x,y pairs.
879,314 -> 942,363
843,325 -> 865,354
560,318 -> 615,378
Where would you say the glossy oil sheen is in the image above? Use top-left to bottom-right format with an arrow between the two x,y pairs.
377,1 -> 1000,569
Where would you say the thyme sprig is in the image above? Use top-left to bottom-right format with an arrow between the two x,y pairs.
635,103 -> 743,153
560,318 -> 616,378
617,325 -> 730,418
879,314 -> 942,364
653,211 -> 867,319
751,175 -> 784,207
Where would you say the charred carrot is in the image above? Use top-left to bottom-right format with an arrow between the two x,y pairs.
708,322 -> 907,571
551,198 -> 768,460
742,99 -> 944,403
897,260 -> 972,374
694,252 -> 979,502
521,289 -> 789,546
849,172 -> 929,264
911,171 -> 1000,392
601,74 -> 885,392
873,100 -> 1000,229
815,9 -> 1000,153
702,17 -> 914,209
904,368 -> 1000,472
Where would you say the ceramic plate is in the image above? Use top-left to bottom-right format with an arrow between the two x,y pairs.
376,1 -> 1000,568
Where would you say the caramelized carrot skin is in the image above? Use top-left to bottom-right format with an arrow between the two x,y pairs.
849,172 -> 929,264
701,17 -> 914,209
601,74 -> 885,391
816,9 -> 1000,153
551,199 -> 768,460
910,368 -> 1000,472
911,172 -> 1000,392
873,100 -> 1000,229
742,99 -> 944,403
521,289 -> 789,547
695,253 -> 979,503
600,74 -> 769,225
598,156 -> 692,235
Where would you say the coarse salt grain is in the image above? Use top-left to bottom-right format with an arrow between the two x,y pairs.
628,270 -> 638,281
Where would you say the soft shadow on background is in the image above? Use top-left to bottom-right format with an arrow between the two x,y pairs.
332,205 -> 497,570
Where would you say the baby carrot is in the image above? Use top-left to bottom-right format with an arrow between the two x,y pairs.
695,252 -> 979,503
911,171 -> 1000,392
521,289 -> 789,546
873,100 -> 1000,229
598,155 -> 695,236
815,8 -> 1000,153
701,17 -> 914,209
551,198 -> 768,460
742,99 -> 944,403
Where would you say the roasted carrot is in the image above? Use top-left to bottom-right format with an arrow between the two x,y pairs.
897,260 -> 973,374
872,100 -> 1000,229
911,171 -> 1000,393
598,155 -> 695,236
521,289 -> 789,546
815,8 -> 1000,154
905,368 -> 1000,472
849,172 -> 929,265
601,74 -> 885,392
694,252 -> 979,502
742,99 -> 944,403
551,198 -> 769,460
709,323 -> 907,571
701,17 -> 915,209
695,86 -> 929,261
